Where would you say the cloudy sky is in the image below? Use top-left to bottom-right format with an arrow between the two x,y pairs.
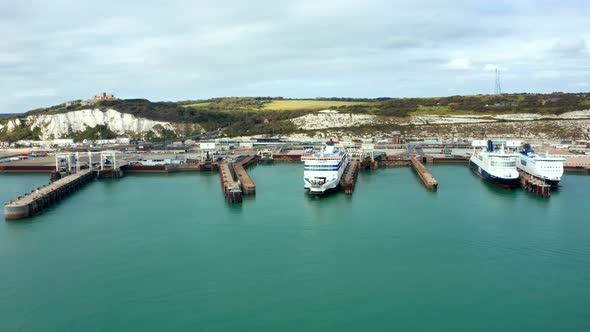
1,0 -> 589,113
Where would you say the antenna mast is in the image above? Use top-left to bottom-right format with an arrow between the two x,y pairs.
494,68 -> 502,95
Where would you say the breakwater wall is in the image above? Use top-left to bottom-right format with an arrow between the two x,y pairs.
4,169 -> 95,220
234,156 -> 258,195
219,162 -> 243,203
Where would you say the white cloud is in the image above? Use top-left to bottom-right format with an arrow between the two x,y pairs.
483,64 -> 508,72
1,0 -> 590,112
552,36 -> 587,53
12,88 -> 57,98
443,58 -> 473,70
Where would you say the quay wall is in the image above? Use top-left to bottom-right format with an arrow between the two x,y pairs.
432,157 -> 468,163
378,160 -> 411,167
564,166 -> 590,173
124,163 -> 219,173
273,154 -> 302,161
0,165 -> 55,173
124,165 -> 167,173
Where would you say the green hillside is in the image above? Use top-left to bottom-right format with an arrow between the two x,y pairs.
1,93 -> 589,141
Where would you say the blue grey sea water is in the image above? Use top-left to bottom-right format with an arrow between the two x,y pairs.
1,164 -> 589,331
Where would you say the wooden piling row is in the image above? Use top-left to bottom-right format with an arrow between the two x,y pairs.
410,156 -> 438,191
518,170 -> 552,198
4,169 -> 96,220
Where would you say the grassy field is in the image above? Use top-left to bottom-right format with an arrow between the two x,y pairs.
409,105 -> 479,115
262,100 -> 367,111
182,102 -> 210,108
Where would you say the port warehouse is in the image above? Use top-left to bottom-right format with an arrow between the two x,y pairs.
3,138 -> 590,220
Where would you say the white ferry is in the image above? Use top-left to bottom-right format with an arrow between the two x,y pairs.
469,140 -> 520,189
301,143 -> 349,195
516,144 -> 565,187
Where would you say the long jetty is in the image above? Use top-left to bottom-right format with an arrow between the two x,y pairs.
234,156 -> 257,195
340,159 -> 360,194
410,156 -> 438,191
4,169 -> 95,220
219,162 -> 243,203
218,155 -> 259,203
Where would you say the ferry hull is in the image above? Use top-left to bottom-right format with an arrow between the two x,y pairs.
469,160 -> 520,189
302,146 -> 349,196
544,179 -> 560,188
305,184 -> 340,196
304,179 -> 341,195
515,151 -> 564,188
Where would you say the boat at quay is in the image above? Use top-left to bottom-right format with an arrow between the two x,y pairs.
516,144 -> 565,187
469,140 -> 520,189
301,142 -> 349,195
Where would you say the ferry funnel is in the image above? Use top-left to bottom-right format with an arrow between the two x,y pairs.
487,140 -> 494,152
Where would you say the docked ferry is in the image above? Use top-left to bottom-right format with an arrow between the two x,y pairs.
516,144 -> 565,187
301,143 -> 349,195
469,140 -> 520,189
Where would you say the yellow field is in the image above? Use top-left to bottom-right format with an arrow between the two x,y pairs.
262,100 -> 367,111
182,102 -> 210,108
409,105 -> 478,115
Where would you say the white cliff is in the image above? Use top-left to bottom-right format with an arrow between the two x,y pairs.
291,110 -> 379,130
0,109 -> 199,139
409,109 -> 590,125
0,118 -> 22,132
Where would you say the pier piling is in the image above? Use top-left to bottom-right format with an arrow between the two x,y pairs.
518,170 -> 551,198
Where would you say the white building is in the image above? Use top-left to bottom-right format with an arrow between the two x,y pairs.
96,139 -> 117,145
51,139 -> 74,146
116,137 -> 131,144
200,142 -> 216,150
138,158 -> 182,166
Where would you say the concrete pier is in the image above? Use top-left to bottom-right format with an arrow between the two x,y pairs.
4,169 -> 95,220
234,156 -> 258,195
219,162 -> 243,203
410,156 -> 438,191
340,159 -> 360,194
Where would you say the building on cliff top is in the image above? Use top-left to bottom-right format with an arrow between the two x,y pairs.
79,92 -> 117,106
94,92 -> 115,100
